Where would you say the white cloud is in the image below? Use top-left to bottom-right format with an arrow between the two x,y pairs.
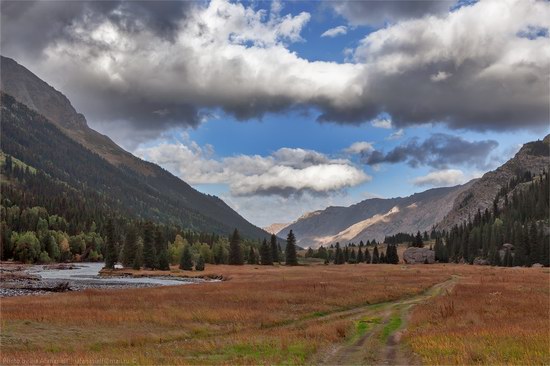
430,71 -> 452,82
412,169 -> 466,187
321,25 -> 348,38
387,128 -> 405,140
7,0 -> 549,140
136,136 -> 370,197
370,117 -> 392,129
344,141 -> 375,155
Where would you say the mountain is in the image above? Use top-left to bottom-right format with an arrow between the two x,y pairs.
0,56 -> 270,239
277,136 -> 549,248
277,183 -> 473,248
436,135 -> 550,231
263,223 -> 290,235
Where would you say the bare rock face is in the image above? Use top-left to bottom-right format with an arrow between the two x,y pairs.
403,247 -> 435,264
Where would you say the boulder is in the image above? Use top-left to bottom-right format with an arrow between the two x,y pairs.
473,257 -> 490,266
531,263 -> 543,268
403,247 -> 435,264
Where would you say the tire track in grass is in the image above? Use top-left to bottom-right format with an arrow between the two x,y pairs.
316,276 -> 459,365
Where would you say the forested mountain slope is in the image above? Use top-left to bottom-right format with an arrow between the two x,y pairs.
0,56 -> 270,239
436,135 -> 550,231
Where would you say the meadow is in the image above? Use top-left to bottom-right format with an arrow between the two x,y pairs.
0,264 -> 548,365
406,266 -> 550,365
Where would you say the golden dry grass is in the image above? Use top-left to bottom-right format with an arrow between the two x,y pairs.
1,264 -> 453,365
1,264 -> 547,365
406,266 -> 550,365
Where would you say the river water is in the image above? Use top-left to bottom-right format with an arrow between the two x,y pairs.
30,262 -> 209,286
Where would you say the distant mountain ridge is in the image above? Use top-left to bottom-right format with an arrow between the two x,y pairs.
275,135 -> 549,248
0,56 -> 271,239
277,183 -> 473,248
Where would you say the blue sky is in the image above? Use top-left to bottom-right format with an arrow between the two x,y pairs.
3,0 -> 548,227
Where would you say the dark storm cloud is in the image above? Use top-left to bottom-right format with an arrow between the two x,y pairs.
0,0 -> 547,147
329,0 -> 454,26
361,134 -> 499,169
0,1 -> 190,57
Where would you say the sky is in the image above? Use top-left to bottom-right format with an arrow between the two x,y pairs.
1,0 -> 549,228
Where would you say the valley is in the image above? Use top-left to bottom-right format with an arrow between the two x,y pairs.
1,1 -> 549,364
0,264 -> 547,365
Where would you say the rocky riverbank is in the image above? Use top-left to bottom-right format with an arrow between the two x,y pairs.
0,262 -> 213,297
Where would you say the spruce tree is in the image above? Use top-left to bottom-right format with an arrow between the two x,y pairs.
142,222 -> 158,269
529,222 -> 540,265
195,255 -> 205,271
158,247 -> 170,270
229,228 -> 244,265
132,243 -> 143,270
104,218 -> 118,269
372,245 -> 380,264
350,249 -> 356,263
247,246 -> 257,265
270,234 -> 279,263
365,247 -> 371,264
413,231 -> 424,248
179,245 -> 193,271
121,226 -> 137,267
285,230 -> 298,266
357,247 -> 364,263
380,251 -> 386,263
260,238 -> 273,265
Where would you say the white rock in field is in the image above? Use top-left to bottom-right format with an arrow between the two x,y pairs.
403,247 -> 435,264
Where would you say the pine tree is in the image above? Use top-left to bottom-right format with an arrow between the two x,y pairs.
247,246 -> 257,265
121,226 -> 137,267
285,230 -> 298,266
364,247 -> 371,264
132,243 -> 143,270
350,249 -> 357,263
380,251 -> 386,263
229,228 -> 244,265
344,246 -> 349,263
142,222 -> 158,269
195,255 -> 205,271
158,247 -> 170,270
413,231 -> 424,248
270,234 -> 279,263
260,238 -> 273,265
179,245 -> 193,271
104,218 -> 118,269
529,221 -> 540,265
372,245 -> 380,264
357,247 -> 364,263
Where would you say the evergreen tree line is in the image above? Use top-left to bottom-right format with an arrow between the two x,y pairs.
304,242 -> 399,265
431,170 -> 549,266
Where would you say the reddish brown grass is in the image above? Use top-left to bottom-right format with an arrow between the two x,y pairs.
1,264 -> 453,364
406,266 -> 550,365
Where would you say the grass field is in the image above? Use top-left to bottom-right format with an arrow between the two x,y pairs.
1,264 -> 548,365
406,266 -> 550,365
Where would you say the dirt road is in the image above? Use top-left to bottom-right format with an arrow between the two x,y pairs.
312,276 -> 459,365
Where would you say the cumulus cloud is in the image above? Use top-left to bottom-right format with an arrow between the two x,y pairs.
370,117 -> 392,129
321,25 -> 347,38
2,0 -> 549,144
329,0 -> 452,26
344,141 -> 374,155
350,0 -> 550,131
136,136 -> 370,197
412,169 -> 466,187
362,133 -> 498,169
